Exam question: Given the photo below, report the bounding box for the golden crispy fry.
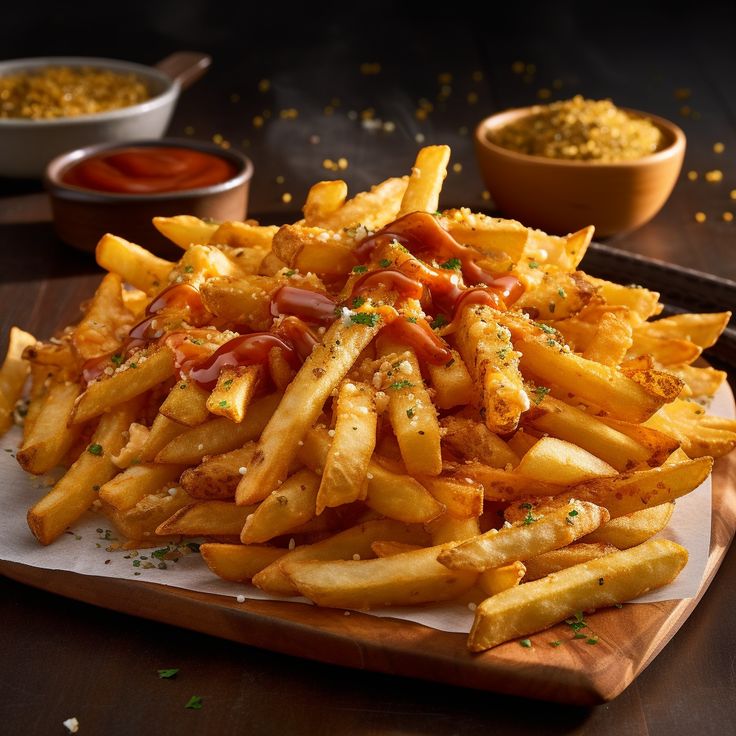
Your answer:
[582,503,674,549]
[317,381,376,514]
[438,501,609,572]
[478,561,526,597]
[419,476,484,520]
[398,145,450,216]
[425,349,474,409]
[155,393,280,464]
[98,462,187,511]
[153,215,219,249]
[629,333,702,366]
[138,413,187,462]
[208,221,278,250]
[524,226,594,272]
[588,277,662,321]
[468,539,688,651]
[370,541,423,557]
[236,317,383,505]
[457,462,563,501]
[200,543,286,583]
[523,542,618,581]
[157,500,258,536]
[284,541,477,609]
[271,224,358,276]
[206,366,262,423]
[72,347,176,424]
[441,415,519,468]
[667,363,726,398]
[443,208,528,263]
[0,327,36,434]
[17,381,82,474]
[178,444,257,500]
[96,233,173,294]
[200,275,275,331]
[426,515,481,545]
[104,487,192,542]
[635,312,730,348]
[515,268,595,321]
[516,437,617,485]
[303,180,348,225]
[27,398,141,545]
[582,312,633,367]
[159,380,211,426]
[455,305,527,434]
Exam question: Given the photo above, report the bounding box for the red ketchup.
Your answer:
[61,146,236,194]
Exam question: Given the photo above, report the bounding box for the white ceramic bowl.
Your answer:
[0,56,184,178]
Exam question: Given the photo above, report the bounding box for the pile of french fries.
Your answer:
[3,144,735,653]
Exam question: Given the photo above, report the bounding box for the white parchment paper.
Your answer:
[0,385,731,633]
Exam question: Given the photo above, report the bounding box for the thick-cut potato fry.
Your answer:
[17,381,82,474]
[200,543,286,583]
[208,221,278,251]
[96,233,173,294]
[0,326,36,434]
[515,269,595,321]
[441,415,519,468]
[525,394,653,471]
[443,208,528,263]
[241,469,320,543]
[156,392,280,464]
[317,381,376,514]
[425,349,474,409]
[468,539,688,651]
[157,500,258,536]
[427,515,481,545]
[588,277,662,321]
[104,487,192,541]
[179,444,256,500]
[378,340,441,476]
[478,561,526,597]
[523,542,618,581]
[73,273,133,359]
[72,347,176,424]
[644,399,736,458]
[438,501,609,572]
[419,476,484,519]
[668,363,726,398]
[253,519,430,595]
[371,541,423,557]
[271,224,358,276]
[303,180,348,225]
[284,541,477,609]
[582,503,675,549]
[457,462,563,501]
[236,317,382,505]
[159,380,211,426]
[628,333,702,366]
[635,312,730,348]
[98,462,186,511]
[516,437,617,485]
[582,312,633,367]
[299,427,443,524]
[594,417,680,467]
[153,215,219,249]
[138,413,187,462]
[200,275,275,331]
[455,305,527,434]
[205,365,262,423]
[523,226,594,272]
[398,145,450,216]
[27,398,141,545]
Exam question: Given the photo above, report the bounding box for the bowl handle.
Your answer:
[155,52,212,91]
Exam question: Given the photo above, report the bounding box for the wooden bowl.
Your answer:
[474,107,686,237]
[45,138,253,259]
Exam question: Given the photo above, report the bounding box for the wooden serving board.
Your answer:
[2,449,735,706]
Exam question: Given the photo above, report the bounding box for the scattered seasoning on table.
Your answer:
[185,696,203,710]
[520,639,532,648]
[158,668,180,679]
[694,212,707,223]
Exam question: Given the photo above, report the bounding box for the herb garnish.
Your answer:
[439,257,462,270]
[158,668,180,679]
[389,380,413,391]
[350,312,379,327]
[185,696,203,710]
[87,443,103,456]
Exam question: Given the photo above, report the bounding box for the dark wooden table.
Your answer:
[2,4,735,734]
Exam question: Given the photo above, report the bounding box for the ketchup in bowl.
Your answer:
[61,145,237,194]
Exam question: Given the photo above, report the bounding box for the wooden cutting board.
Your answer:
[3,449,734,706]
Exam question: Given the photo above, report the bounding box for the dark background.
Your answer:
[2,3,735,735]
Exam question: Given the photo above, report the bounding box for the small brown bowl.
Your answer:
[474,107,686,237]
[45,138,253,259]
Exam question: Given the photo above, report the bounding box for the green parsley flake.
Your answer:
[528,260,540,269]
[586,637,599,645]
[183,265,194,273]
[284,269,296,277]
[389,380,414,391]
[558,288,567,298]
[531,385,550,405]
[152,547,170,560]
[406,316,418,324]
[218,400,229,408]
[406,407,415,419]
[129,362,138,369]
[222,379,233,389]
[185,696,203,710]
[111,353,123,367]
[158,668,180,679]
[519,639,532,648]
[430,314,448,329]
[537,323,556,334]
[350,312,379,327]
[439,257,462,270]
[352,265,368,273]
[87,443,103,456]
[352,295,367,308]
[523,511,537,525]
[550,640,562,648]
[568,509,579,518]
[378,258,392,268]
[497,348,508,360]
[189,338,203,345]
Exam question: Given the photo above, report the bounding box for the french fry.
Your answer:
[205,366,262,423]
[478,561,526,597]
[17,381,82,474]
[236,317,382,505]
[582,312,633,367]
[457,462,563,501]
[138,413,187,462]
[587,277,662,320]
[96,233,173,294]
[427,515,481,545]
[72,347,176,424]
[443,208,528,263]
[303,180,348,225]
[200,275,276,331]
[27,398,141,545]
[157,500,258,537]
[441,415,519,468]
[0,326,36,434]
[155,392,281,464]
[104,487,192,542]
[582,503,675,549]
[271,224,358,276]
[398,145,450,216]
[371,541,423,557]
[425,349,474,409]
[316,381,376,514]
[438,501,609,572]
[635,312,730,348]
[284,541,478,609]
[241,469,320,543]
[419,476,484,519]
[468,539,688,651]
[178,444,257,500]
[153,215,219,249]
[159,380,211,426]
[516,437,617,485]
[208,221,278,251]
[99,462,187,511]
[200,543,286,583]
[522,542,618,581]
